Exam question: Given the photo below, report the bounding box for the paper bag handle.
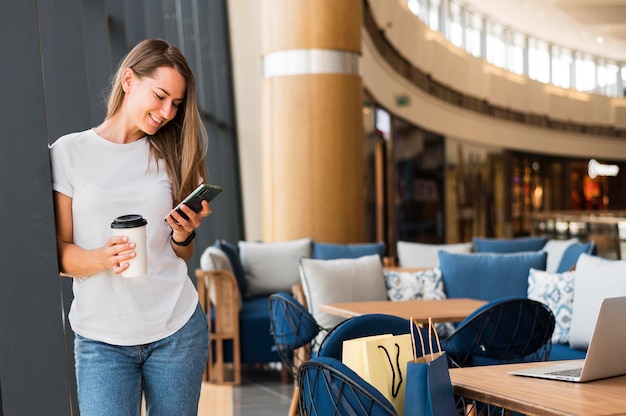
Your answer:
[409,316,427,360]
[428,317,444,358]
[409,316,443,360]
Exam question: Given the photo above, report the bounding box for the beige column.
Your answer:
[261,0,365,243]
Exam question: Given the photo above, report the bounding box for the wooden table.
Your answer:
[449,361,626,415]
[319,298,486,324]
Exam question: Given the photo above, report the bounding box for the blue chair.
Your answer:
[441,297,555,368]
[317,313,436,361]
[268,292,325,416]
[298,356,398,416]
[441,297,555,416]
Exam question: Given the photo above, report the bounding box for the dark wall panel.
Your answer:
[38,0,92,138]
[82,0,114,123]
[105,0,129,61]
[1,1,242,412]
[0,1,73,415]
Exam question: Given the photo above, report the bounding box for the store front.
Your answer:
[508,153,626,232]
[364,100,626,260]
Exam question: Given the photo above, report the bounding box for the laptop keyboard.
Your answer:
[547,368,582,378]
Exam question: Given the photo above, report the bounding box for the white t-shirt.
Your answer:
[50,128,198,346]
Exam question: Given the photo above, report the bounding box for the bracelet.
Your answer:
[171,230,196,246]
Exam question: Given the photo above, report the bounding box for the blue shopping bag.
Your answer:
[404,318,457,416]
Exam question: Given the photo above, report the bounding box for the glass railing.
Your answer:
[405,0,624,97]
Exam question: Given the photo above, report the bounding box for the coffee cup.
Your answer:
[111,214,148,277]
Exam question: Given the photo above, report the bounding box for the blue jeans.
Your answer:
[74,304,209,416]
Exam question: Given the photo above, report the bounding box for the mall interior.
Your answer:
[3,0,626,414]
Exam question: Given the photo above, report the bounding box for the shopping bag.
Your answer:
[404,317,457,416]
[342,334,392,376]
[343,333,414,415]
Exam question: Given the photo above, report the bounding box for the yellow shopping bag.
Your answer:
[342,333,414,415]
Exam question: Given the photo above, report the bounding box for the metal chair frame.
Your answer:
[442,297,555,368]
[317,313,436,361]
[298,357,398,416]
[269,292,326,416]
[442,297,555,416]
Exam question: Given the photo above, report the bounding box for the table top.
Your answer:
[449,361,626,416]
[319,298,486,324]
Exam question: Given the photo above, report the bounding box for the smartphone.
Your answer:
[168,184,223,221]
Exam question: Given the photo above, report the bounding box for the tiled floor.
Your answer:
[234,366,294,416]
[198,365,294,416]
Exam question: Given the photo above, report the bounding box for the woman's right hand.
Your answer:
[55,191,140,278]
[102,235,136,275]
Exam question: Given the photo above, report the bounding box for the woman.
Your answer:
[50,39,210,415]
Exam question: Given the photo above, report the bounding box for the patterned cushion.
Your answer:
[527,268,575,344]
[383,268,454,337]
[384,268,446,301]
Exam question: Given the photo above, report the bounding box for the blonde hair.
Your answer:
[106,38,208,204]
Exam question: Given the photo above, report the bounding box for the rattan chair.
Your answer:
[195,269,241,384]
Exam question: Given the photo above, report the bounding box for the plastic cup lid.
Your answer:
[111,214,147,228]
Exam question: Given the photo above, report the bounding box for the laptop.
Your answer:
[509,296,626,382]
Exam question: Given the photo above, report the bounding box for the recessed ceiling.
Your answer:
[460,0,626,61]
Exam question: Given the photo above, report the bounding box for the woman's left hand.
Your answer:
[165,200,211,250]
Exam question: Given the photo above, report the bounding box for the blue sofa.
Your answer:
[438,237,596,360]
[198,239,387,372]
[199,234,594,384]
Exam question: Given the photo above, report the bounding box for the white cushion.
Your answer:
[383,267,454,336]
[542,238,578,273]
[397,241,472,268]
[239,238,312,297]
[527,268,575,344]
[569,254,626,350]
[199,246,242,310]
[299,254,388,334]
[200,246,233,273]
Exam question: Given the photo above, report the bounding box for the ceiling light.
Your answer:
[596,37,604,45]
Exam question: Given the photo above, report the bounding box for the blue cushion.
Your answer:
[312,242,385,260]
[214,239,247,297]
[473,235,548,253]
[239,296,278,363]
[548,343,587,361]
[207,296,279,363]
[438,251,547,301]
[556,241,595,273]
